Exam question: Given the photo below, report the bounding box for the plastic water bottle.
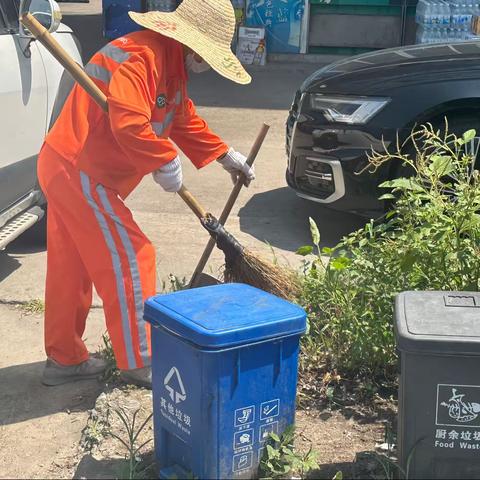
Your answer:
[426,25,433,42]
[416,0,425,23]
[461,3,471,25]
[442,1,451,26]
[416,24,423,43]
[430,0,437,24]
[431,0,440,26]
[450,2,459,26]
[465,3,472,24]
[424,0,433,24]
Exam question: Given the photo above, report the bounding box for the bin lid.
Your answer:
[144,283,307,349]
[395,291,480,355]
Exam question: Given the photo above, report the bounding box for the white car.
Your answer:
[0,0,82,249]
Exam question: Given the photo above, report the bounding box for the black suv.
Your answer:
[286,41,480,218]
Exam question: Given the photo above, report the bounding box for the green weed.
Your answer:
[98,333,119,382]
[161,274,188,292]
[81,404,111,451]
[109,406,154,480]
[259,425,319,479]
[21,299,45,315]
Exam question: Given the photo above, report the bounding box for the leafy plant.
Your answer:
[299,124,480,378]
[98,332,119,382]
[108,406,154,480]
[162,274,188,292]
[259,425,319,479]
[81,406,111,451]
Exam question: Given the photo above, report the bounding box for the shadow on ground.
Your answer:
[74,452,386,480]
[0,219,46,281]
[0,361,103,426]
[5,216,47,255]
[74,451,156,479]
[309,451,388,480]
[238,187,367,253]
[187,62,320,110]
[74,455,126,480]
[0,252,21,283]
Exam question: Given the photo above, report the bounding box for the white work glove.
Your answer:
[152,156,183,193]
[217,148,255,187]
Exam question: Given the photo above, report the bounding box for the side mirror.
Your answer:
[19,0,62,36]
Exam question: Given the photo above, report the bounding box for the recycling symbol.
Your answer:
[164,366,187,404]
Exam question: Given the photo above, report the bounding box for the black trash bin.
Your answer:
[395,291,480,480]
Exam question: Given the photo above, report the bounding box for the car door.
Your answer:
[0,0,47,216]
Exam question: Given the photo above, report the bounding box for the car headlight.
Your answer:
[309,94,390,125]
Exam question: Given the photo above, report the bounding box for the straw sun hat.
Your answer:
[129,0,251,85]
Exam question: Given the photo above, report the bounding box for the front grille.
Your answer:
[295,157,336,199]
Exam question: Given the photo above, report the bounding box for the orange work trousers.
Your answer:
[37,144,153,370]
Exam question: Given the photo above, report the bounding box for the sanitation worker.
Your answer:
[37,0,254,388]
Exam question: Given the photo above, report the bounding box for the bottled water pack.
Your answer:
[415,0,480,43]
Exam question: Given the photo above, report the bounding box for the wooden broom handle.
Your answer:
[177,185,208,220]
[20,12,211,222]
[189,123,270,287]
[217,124,269,225]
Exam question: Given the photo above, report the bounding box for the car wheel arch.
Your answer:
[388,99,480,180]
[401,98,480,138]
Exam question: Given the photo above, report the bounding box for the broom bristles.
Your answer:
[224,249,300,300]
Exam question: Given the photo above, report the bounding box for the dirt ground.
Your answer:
[44,387,396,480]
[0,301,397,480]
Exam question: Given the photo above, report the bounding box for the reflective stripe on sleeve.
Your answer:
[85,63,112,84]
[100,44,131,63]
[85,44,131,85]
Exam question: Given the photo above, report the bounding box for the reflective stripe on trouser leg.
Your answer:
[79,172,137,369]
[96,185,150,366]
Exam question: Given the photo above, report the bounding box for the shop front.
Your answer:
[101,0,419,60]
[235,0,418,57]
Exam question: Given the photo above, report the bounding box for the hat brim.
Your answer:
[129,11,251,85]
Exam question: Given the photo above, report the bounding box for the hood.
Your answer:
[302,41,480,94]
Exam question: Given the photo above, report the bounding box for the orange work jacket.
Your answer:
[45,30,229,199]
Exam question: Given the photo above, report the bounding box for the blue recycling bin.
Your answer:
[144,283,307,479]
